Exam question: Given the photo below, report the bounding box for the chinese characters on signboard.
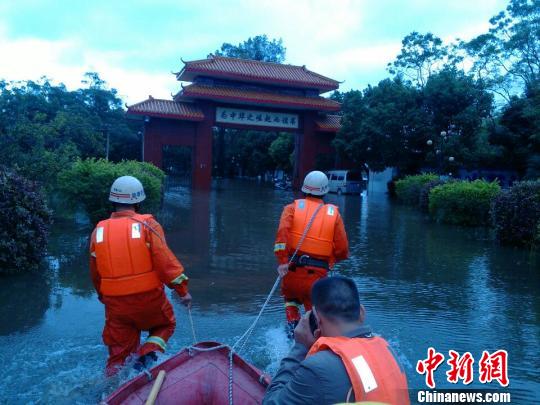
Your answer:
[216,107,299,129]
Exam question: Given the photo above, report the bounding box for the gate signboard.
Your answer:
[216,107,299,129]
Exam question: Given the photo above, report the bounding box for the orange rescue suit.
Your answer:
[308,336,410,404]
[89,210,189,376]
[93,213,161,296]
[275,196,349,322]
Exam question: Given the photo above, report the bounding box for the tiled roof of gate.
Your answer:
[315,114,342,132]
[177,84,340,111]
[176,55,340,93]
[127,97,204,121]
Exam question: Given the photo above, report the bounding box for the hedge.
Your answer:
[395,173,439,205]
[58,159,165,224]
[491,180,540,248]
[429,180,501,226]
[0,167,52,274]
[419,178,448,212]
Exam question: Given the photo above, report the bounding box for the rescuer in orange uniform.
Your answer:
[89,176,192,376]
[274,171,349,338]
[264,276,410,404]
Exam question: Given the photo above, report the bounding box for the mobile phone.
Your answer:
[309,311,318,335]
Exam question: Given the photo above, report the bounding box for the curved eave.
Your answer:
[180,88,340,112]
[127,109,204,122]
[177,69,338,93]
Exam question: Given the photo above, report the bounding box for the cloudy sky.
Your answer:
[0,0,508,104]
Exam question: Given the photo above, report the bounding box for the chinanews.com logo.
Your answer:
[414,347,512,403]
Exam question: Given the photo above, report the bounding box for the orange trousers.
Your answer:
[102,288,176,376]
[281,267,327,322]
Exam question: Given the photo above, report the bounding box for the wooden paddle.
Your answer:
[145,370,166,405]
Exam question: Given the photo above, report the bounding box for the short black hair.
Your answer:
[312,276,361,322]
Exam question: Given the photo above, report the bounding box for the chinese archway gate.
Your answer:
[127,55,342,189]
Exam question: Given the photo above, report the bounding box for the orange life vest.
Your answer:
[289,198,338,260]
[93,213,161,296]
[308,336,410,405]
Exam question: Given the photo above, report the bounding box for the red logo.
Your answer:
[417,348,509,388]
[446,350,474,385]
[479,350,509,387]
[416,347,445,389]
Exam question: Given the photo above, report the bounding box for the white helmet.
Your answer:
[109,176,146,204]
[301,171,329,196]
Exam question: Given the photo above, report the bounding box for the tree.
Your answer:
[335,78,431,172]
[269,133,294,172]
[387,32,450,87]
[423,68,494,170]
[0,75,140,190]
[464,0,540,100]
[214,34,286,63]
[488,83,540,177]
[335,70,495,174]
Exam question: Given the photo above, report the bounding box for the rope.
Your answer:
[185,202,325,405]
[187,308,197,344]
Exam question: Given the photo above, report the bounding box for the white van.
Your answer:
[327,170,365,195]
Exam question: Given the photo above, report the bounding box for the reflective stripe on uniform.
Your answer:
[96,227,104,243]
[170,273,188,285]
[274,243,286,252]
[90,252,96,258]
[146,335,167,351]
[131,223,141,239]
[285,301,301,308]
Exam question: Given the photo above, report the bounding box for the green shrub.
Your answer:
[491,181,540,248]
[419,178,449,212]
[395,173,438,205]
[0,167,52,274]
[429,180,501,226]
[58,159,165,223]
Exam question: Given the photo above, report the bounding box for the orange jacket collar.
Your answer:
[111,209,137,218]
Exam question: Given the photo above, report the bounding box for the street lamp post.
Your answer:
[427,127,458,176]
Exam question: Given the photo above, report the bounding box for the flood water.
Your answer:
[0,179,539,404]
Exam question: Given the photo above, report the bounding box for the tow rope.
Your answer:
[184,202,325,405]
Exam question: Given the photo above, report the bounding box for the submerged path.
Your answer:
[0,179,538,403]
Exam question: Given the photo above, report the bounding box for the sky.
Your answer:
[0,0,509,104]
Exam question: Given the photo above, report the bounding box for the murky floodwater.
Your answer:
[0,179,539,404]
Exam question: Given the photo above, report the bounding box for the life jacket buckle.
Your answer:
[298,254,310,266]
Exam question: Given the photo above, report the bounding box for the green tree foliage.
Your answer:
[336,69,495,173]
[0,75,140,191]
[215,130,279,177]
[423,68,494,169]
[488,83,540,177]
[214,34,286,63]
[465,0,540,100]
[335,78,431,172]
[268,133,294,172]
[387,32,451,87]
[58,159,165,224]
[0,167,52,275]
[429,180,501,226]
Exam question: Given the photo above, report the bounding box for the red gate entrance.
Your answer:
[127,55,341,189]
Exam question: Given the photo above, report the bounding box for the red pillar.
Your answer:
[192,103,214,190]
[293,111,318,189]
[143,119,163,168]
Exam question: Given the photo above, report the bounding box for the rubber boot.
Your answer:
[134,351,158,371]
